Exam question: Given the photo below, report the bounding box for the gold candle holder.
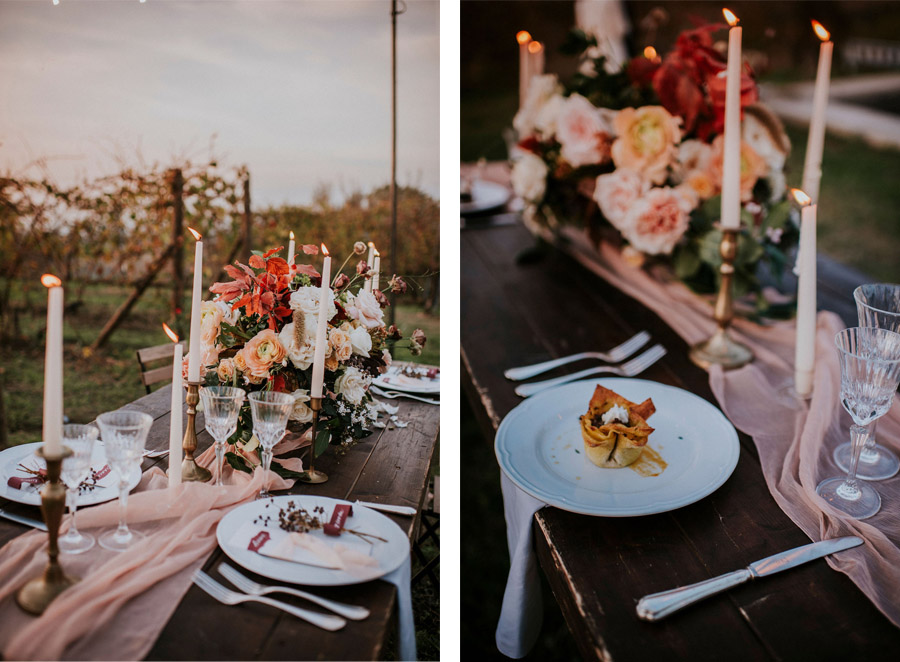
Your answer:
[182,381,211,482]
[16,446,79,615]
[299,397,328,484]
[689,227,754,370]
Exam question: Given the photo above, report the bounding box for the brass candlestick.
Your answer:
[689,227,754,370]
[182,381,211,482]
[16,446,78,615]
[300,397,328,484]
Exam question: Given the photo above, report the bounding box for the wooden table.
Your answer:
[461,217,900,661]
[0,385,439,661]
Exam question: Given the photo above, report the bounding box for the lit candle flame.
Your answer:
[162,323,179,343]
[811,20,830,42]
[367,241,375,248]
[321,244,329,257]
[289,230,295,240]
[188,227,202,241]
[644,46,658,60]
[516,31,531,45]
[374,249,380,257]
[528,41,543,55]
[41,274,62,288]
[722,8,738,26]
[791,188,812,206]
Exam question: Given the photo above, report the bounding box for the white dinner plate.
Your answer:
[373,363,440,395]
[495,378,740,517]
[0,442,142,507]
[461,180,509,216]
[216,495,409,586]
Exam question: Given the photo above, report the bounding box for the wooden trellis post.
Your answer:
[242,172,252,261]
[170,169,185,338]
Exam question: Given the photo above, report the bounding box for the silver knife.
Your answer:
[0,508,48,532]
[355,500,417,517]
[636,536,863,621]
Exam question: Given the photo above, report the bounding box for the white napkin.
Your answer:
[495,473,547,659]
[381,554,416,661]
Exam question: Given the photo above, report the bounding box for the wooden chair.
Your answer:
[136,341,186,394]
[412,475,439,589]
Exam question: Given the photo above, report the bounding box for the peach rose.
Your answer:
[593,168,648,229]
[241,329,287,379]
[709,136,767,202]
[611,106,681,184]
[233,349,263,384]
[619,187,693,255]
[216,358,235,383]
[346,290,384,329]
[324,354,339,372]
[684,170,717,200]
[556,93,613,168]
[329,328,353,362]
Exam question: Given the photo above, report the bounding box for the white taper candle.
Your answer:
[311,247,332,399]
[287,231,296,267]
[793,191,817,397]
[720,10,742,230]
[802,22,833,205]
[167,334,183,489]
[187,229,203,383]
[41,275,64,457]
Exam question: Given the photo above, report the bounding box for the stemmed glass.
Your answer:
[817,327,900,519]
[97,410,153,551]
[247,391,295,500]
[833,284,900,480]
[59,424,99,554]
[199,386,246,487]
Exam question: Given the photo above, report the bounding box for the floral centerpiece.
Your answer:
[190,242,425,476]
[511,24,798,315]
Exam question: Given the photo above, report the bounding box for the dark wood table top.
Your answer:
[461,217,900,661]
[0,384,439,661]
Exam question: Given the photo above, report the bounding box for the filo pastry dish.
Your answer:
[579,385,656,468]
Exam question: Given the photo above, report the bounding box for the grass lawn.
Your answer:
[0,282,439,447]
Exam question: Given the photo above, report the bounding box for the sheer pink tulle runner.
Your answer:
[553,224,900,629]
[0,434,307,661]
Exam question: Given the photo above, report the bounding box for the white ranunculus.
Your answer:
[278,322,316,371]
[349,325,372,357]
[345,289,383,329]
[289,286,337,320]
[513,74,563,137]
[289,388,313,423]
[334,366,370,405]
[511,153,548,203]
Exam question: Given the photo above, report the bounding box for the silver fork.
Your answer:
[514,344,667,398]
[192,570,346,631]
[504,330,651,381]
[370,386,440,405]
[218,564,370,620]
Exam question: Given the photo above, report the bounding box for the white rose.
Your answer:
[278,322,316,370]
[334,366,370,405]
[288,388,313,423]
[673,140,713,183]
[742,113,787,202]
[593,168,648,229]
[557,93,612,168]
[349,325,372,357]
[511,153,548,203]
[513,74,563,137]
[346,289,383,329]
[289,286,337,320]
[533,94,566,137]
[213,298,239,326]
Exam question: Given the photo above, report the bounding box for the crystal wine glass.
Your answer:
[59,424,99,554]
[97,410,152,551]
[817,327,900,519]
[833,284,900,480]
[199,386,246,487]
[247,391,294,500]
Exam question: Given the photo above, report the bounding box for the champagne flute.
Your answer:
[97,410,152,552]
[247,391,294,500]
[817,327,900,519]
[59,424,99,554]
[833,284,900,479]
[199,386,246,487]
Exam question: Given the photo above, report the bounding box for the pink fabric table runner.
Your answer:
[554,224,900,629]
[0,437,306,660]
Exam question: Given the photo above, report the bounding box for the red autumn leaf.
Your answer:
[270,374,287,392]
[209,282,244,300]
[653,60,706,134]
[223,264,249,281]
[273,306,293,318]
[302,244,319,255]
[295,264,321,279]
[266,256,290,276]
[248,254,266,270]
[627,55,660,87]
[262,245,283,259]
[231,293,251,311]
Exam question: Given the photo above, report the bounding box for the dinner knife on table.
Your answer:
[355,500,417,517]
[0,508,48,532]
[636,536,863,621]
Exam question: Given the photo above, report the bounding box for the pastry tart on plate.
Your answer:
[580,385,656,468]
